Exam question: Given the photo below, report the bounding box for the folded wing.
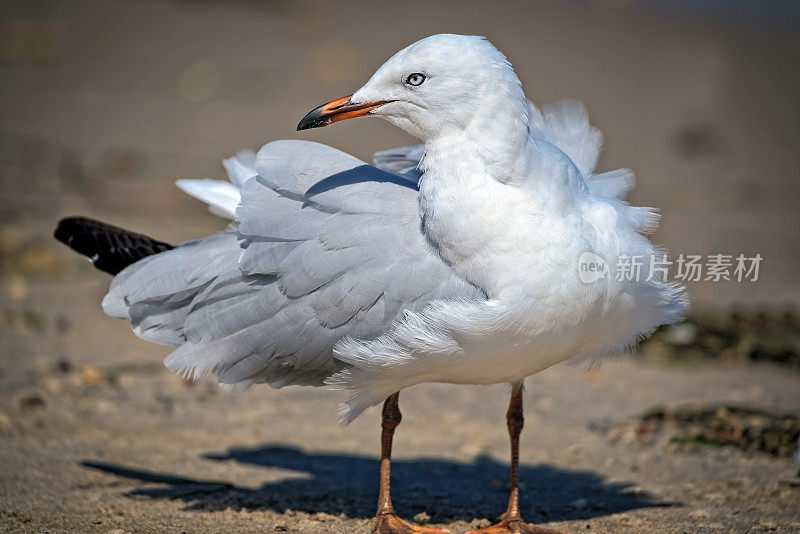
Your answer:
[104,140,483,393]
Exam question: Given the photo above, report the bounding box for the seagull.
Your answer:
[54,34,687,534]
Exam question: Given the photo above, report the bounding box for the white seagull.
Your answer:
[55,34,687,534]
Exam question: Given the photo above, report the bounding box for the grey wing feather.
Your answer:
[372,145,424,183]
[373,144,424,173]
[104,140,483,391]
[102,231,241,346]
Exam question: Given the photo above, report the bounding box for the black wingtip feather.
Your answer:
[54,217,174,275]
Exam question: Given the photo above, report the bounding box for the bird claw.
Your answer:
[467,517,567,534]
[373,512,451,534]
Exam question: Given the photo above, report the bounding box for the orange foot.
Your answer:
[467,517,567,534]
[374,513,451,534]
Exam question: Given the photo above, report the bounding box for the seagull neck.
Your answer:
[420,96,530,184]
[416,102,534,294]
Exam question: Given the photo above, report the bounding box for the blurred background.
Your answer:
[1,1,799,533]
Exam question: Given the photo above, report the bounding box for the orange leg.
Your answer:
[374,392,450,534]
[468,383,567,534]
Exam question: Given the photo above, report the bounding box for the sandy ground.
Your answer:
[1,292,799,533]
[1,1,800,533]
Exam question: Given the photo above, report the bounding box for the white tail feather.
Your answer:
[176,179,241,218]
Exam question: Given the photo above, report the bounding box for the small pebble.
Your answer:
[413,511,430,525]
[471,518,491,529]
[17,393,45,410]
[80,366,107,386]
[56,357,72,373]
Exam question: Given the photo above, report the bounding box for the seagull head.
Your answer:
[297,34,526,142]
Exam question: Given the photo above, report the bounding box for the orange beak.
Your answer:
[296,94,393,131]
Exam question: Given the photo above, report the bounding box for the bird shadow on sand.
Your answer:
[81,446,677,523]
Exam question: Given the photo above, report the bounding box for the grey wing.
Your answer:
[104,140,483,391]
[372,144,424,182]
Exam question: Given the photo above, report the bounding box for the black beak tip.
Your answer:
[296,120,319,132]
[296,108,328,131]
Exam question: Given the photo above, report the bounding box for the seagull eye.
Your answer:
[405,73,426,87]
